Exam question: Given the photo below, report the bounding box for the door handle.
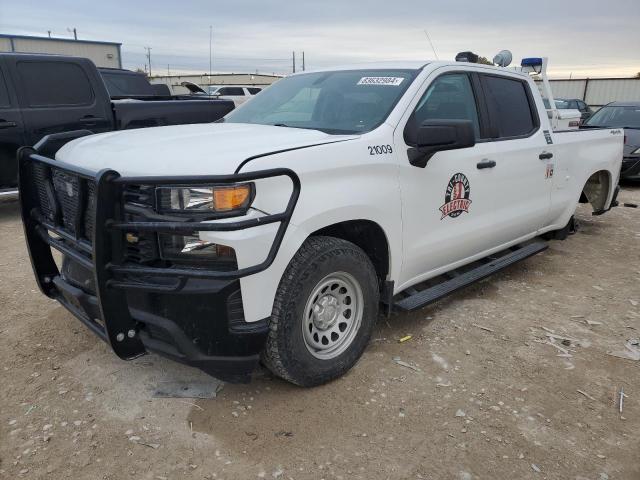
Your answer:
[78,116,103,124]
[477,159,496,169]
[539,152,554,160]
[0,120,17,129]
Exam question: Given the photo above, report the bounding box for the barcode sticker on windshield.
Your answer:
[357,77,404,86]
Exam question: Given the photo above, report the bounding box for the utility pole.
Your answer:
[302,51,305,71]
[167,64,170,76]
[144,47,152,76]
[209,25,213,78]
[292,51,296,73]
[73,28,77,40]
[47,30,51,38]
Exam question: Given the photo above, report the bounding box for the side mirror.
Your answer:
[407,119,476,168]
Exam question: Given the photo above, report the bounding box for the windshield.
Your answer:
[543,98,570,109]
[223,69,419,134]
[586,105,640,128]
[100,71,155,97]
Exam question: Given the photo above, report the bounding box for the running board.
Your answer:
[394,242,548,312]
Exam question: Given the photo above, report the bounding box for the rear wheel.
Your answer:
[262,236,379,386]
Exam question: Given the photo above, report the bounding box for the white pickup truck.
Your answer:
[19,57,622,386]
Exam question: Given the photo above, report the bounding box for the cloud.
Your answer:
[1,0,639,77]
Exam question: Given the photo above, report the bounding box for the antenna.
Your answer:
[424,29,439,60]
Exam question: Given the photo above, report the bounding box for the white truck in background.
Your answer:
[19,55,622,386]
[528,57,582,130]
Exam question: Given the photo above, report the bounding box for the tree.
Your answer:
[636,72,640,78]
[477,56,494,66]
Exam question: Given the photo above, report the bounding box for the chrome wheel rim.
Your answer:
[302,271,363,360]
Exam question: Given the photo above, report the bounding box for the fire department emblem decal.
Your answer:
[439,173,472,220]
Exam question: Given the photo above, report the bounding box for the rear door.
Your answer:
[9,57,113,145]
[0,58,26,189]
[476,72,553,238]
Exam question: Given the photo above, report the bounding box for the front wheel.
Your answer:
[261,236,379,386]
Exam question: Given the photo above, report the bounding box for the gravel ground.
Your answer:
[1,185,639,480]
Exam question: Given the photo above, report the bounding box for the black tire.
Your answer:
[261,236,379,387]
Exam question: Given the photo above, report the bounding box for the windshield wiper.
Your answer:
[271,123,359,135]
[272,123,323,132]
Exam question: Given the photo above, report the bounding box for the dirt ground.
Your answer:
[1,185,639,480]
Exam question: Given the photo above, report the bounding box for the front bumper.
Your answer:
[621,157,640,180]
[18,133,300,383]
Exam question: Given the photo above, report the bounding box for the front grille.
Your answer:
[84,181,97,240]
[123,184,159,264]
[31,163,96,242]
[32,163,55,221]
[124,184,155,207]
[51,169,80,235]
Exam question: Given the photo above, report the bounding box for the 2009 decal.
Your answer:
[368,145,393,155]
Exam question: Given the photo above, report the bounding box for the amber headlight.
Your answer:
[157,183,254,215]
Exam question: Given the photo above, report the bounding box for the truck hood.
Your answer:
[56,123,358,176]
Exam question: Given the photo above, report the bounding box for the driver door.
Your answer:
[394,70,507,288]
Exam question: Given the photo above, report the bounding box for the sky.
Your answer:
[1,0,639,78]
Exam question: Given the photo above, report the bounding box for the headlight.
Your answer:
[159,234,237,265]
[632,147,640,155]
[157,183,254,214]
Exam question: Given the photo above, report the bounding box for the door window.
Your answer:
[412,73,481,138]
[247,87,262,95]
[481,75,538,138]
[17,61,94,107]
[0,69,10,108]
[217,87,245,96]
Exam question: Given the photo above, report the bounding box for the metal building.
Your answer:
[0,34,122,68]
[536,77,640,108]
[150,73,282,95]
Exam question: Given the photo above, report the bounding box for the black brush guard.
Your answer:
[18,132,300,382]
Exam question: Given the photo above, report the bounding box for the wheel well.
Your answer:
[311,220,390,286]
[581,170,611,212]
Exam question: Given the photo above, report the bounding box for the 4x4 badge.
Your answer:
[439,173,471,220]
